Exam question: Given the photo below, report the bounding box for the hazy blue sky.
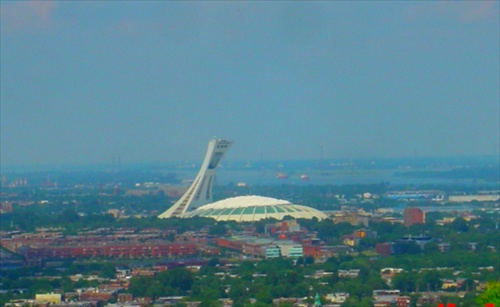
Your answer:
[1,1,499,166]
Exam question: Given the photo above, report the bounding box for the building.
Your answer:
[266,220,301,234]
[20,243,198,261]
[394,296,411,307]
[397,235,432,247]
[302,245,322,258]
[279,243,303,258]
[448,194,500,202]
[216,236,310,259]
[0,202,13,214]
[342,229,377,246]
[338,269,360,278]
[182,195,327,222]
[394,235,433,253]
[332,212,369,227]
[35,293,61,304]
[263,246,281,258]
[158,139,233,218]
[325,293,349,304]
[216,236,274,258]
[437,243,450,253]
[158,139,327,222]
[375,243,393,256]
[403,208,425,227]
[373,290,409,307]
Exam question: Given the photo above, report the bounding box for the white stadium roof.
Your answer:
[181,195,328,222]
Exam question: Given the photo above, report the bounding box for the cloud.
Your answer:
[0,0,56,32]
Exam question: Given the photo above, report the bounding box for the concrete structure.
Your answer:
[159,139,233,218]
[182,195,328,222]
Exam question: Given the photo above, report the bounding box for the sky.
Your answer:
[1,1,499,166]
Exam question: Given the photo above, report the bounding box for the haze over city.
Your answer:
[1,1,499,166]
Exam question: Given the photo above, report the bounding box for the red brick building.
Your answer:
[403,208,425,227]
[395,296,411,307]
[302,245,321,258]
[21,243,197,261]
[375,243,393,256]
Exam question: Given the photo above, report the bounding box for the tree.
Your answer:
[392,272,416,293]
[209,222,227,236]
[342,296,371,307]
[145,281,165,299]
[60,208,80,223]
[156,268,194,293]
[99,263,116,279]
[416,270,442,292]
[198,299,222,307]
[476,281,500,306]
[304,256,315,265]
[285,270,301,285]
[207,257,220,267]
[358,237,376,250]
[128,276,151,297]
[255,288,272,304]
[291,282,309,297]
[449,217,468,233]
[395,241,422,255]
[228,281,248,302]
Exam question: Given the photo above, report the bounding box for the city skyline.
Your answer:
[1,1,499,166]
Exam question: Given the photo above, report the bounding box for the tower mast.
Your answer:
[158,139,233,218]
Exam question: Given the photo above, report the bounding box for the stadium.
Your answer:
[181,195,327,222]
[159,139,328,222]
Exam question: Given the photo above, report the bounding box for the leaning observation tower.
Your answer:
[158,139,233,218]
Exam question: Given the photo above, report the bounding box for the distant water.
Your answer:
[174,168,490,186]
[2,157,497,187]
[391,204,481,213]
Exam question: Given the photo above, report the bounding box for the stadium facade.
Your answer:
[182,195,327,222]
[159,139,327,222]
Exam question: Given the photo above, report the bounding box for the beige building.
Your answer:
[448,194,499,202]
[35,293,61,304]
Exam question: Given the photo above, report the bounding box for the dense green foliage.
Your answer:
[128,268,194,297]
[476,281,500,306]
